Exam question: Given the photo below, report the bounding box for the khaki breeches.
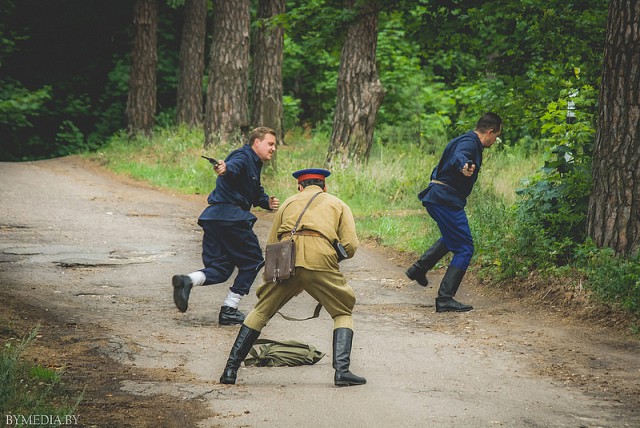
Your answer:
[244,267,356,332]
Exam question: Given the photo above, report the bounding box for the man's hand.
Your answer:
[462,162,475,177]
[214,160,227,176]
[269,196,280,211]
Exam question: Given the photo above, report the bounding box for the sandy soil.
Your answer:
[1,156,638,428]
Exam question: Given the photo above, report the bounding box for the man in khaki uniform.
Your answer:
[219,168,366,387]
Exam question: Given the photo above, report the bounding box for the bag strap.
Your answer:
[277,302,323,321]
[290,191,323,239]
[277,191,324,321]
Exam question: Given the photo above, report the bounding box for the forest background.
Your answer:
[1,0,638,326]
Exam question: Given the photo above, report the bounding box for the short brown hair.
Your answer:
[248,126,276,146]
[475,112,502,133]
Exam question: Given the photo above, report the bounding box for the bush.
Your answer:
[576,242,640,314]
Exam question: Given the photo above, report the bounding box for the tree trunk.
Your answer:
[326,0,385,168]
[587,0,640,257]
[251,0,285,146]
[126,0,158,136]
[204,0,250,147]
[176,0,206,127]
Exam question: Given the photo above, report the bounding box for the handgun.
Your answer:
[201,155,220,167]
[333,239,348,262]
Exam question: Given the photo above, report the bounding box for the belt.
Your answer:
[277,229,325,241]
[430,179,466,200]
[295,230,324,237]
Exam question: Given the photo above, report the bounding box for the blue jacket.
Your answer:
[418,130,484,209]
[198,144,271,222]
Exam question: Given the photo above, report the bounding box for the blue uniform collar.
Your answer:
[244,144,263,165]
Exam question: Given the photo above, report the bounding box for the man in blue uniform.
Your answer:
[172,127,280,325]
[406,113,503,312]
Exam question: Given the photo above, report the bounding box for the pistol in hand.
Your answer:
[201,155,220,167]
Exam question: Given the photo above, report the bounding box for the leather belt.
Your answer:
[295,230,324,237]
[277,229,325,241]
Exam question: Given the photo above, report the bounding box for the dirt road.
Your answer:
[1,157,639,428]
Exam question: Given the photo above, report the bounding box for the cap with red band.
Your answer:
[292,168,331,182]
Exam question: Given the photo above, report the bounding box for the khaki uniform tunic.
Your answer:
[244,185,359,331]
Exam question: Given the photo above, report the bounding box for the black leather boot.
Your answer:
[219,306,246,326]
[405,240,449,286]
[172,275,192,312]
[333,328,366,387]
[435,265,473,312]
[220,325,260,384]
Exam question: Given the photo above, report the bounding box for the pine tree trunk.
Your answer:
[587,0,640,257]
[176,0,206,127]
[251,0,285,146]
[204,0,250,147]
[126,0,158,136]
[326,0,385,168]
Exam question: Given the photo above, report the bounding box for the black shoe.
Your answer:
[405,265,429,287]
[219,306,246,326]
[172,275,192,312]
[435,298,473,312]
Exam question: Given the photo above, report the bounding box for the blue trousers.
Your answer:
[425,203,474,271]
[198,219,264,296]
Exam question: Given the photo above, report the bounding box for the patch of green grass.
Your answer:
[0,325,81,422]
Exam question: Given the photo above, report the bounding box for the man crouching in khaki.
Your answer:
[219,168,366,387]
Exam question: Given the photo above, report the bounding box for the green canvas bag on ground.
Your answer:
[244,338,325,367]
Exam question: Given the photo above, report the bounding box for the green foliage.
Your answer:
[375,12,455,146]
[282,95,303,131]
[1,0,610,162]
[0,325,79,420]
[281,0,348,126]
[400,0,607,144]
[0,80,52,129]
[575,241,640,314]
[492,88,595,277]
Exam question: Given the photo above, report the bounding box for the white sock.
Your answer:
[223,291,243,308]
[188,271,206,287]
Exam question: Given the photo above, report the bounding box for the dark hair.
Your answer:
[299,178,325,188]
[248,126,276,145]
[475,112,502,133]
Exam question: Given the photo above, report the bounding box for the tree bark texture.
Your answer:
[126,0,158,136]
[251,0,285,147]
[176,0,206,127]
[326,0,385,168]
[587,0,640,256]
[204,0,250,146]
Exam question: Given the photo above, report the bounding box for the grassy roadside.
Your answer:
[86,125,541,260]
[0,324,81,426]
